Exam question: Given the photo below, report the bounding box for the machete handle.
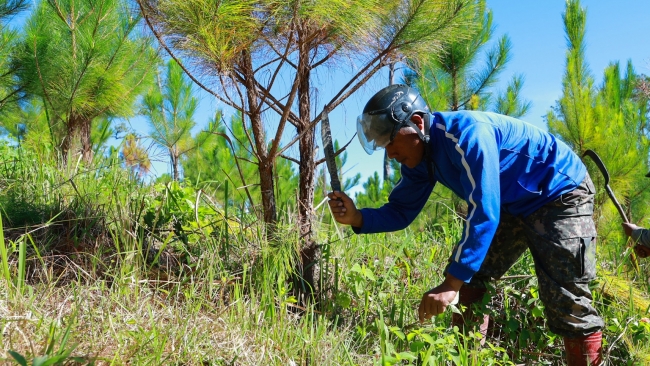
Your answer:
[330,195,343,203]
[605,186,629,223]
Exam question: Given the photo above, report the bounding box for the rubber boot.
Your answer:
[564,331,603,366]
[451,286,490,345]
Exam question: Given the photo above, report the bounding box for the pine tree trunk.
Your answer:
[61,114,93,165]
[383,150,391,182]
[171,149,179,181]
[61,113,82,164]
[240,51,277,230]
[296,25,318,302]
[258,159,277,226]
[80,117,93,164]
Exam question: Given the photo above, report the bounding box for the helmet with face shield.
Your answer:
[357,84,430,154]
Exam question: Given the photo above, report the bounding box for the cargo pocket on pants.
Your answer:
[580,236,596,281]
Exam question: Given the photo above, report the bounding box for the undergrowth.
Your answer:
[1,143,650,365]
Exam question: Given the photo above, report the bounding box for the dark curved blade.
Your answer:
[583,149,610,186]
[583,149,628,223]
[321,106,341,192]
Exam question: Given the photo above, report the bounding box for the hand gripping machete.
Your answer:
[583,149,650,258]
[321,106,341,193]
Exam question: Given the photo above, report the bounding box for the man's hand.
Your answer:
[327,191,363,227]
[418,274,464,323]
[622,222,641,237]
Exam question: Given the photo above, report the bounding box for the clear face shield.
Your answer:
[356,112,399,155]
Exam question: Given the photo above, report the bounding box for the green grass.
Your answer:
[1,144,650,365]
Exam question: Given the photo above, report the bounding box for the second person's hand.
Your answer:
[622,222,641,237]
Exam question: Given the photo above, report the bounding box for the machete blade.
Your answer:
[321,106,342,192]
[583,149,627,222]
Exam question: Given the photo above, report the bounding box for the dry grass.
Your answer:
[1,268,361,365]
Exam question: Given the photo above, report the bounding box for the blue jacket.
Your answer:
[354,111,586,282]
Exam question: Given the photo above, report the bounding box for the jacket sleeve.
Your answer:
[631,227,650,248]
[444,123,501,282]
[353,164,434,234]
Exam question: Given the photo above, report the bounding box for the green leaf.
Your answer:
[421,333,434,344]
[361,267,376,281]
[448,348,461,365]
[40,354,72,366]
[32,356,50,366]
[390,329,405,341]
[409,340,425,353]
[607,325,620,332]
[8,351,28,366]
[396,351,417,361]
[335,292,352,308]
[519,329,531,348]
[506,318,520,332]
[380,354,398,365]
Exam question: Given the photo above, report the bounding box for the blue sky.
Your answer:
[339,0,650,195]
[488,0,650,130]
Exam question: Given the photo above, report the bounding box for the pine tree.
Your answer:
[0,0,28,116]
[121,133,151,178]
[182,111,299,217]
[405,0,530,117]
[361,1,528,228]
[141,60,201,181]
[14,0,157,163]
[494,74,531,117]
[0,0,29,143]
[139,0,481,298]
[546,0,650,233]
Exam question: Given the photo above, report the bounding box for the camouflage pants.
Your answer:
[466,172,604,338]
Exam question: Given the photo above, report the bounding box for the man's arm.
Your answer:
[418,122,501,321]
[328,163,434,233]
[443,123,501,283]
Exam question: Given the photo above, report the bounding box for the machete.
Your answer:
[583,149,650,258]
[583,150,628,222]
[321,105,341,193]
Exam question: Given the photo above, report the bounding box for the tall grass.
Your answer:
[1,142,649,364]
[0,212,10,284]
